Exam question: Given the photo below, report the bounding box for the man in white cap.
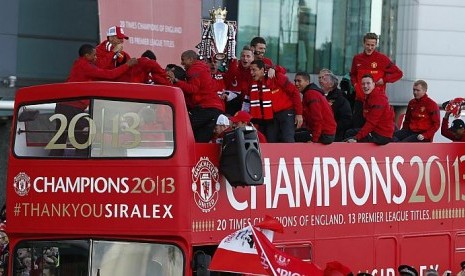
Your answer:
[210,114,231,144]
[96,26,131,69]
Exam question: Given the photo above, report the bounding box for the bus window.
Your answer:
[13,240,88,276]
[13,99,174,158]
[91,240,184,276]
[12,240,184,276]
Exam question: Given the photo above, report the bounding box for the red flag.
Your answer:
[445,97,465,118]
[209,216,281,275]
[324,261,352,276]
[251,225,323,276]
[255,215,284,233]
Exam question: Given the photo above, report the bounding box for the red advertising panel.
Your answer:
[98,0,201,66]
[191,143,465,273]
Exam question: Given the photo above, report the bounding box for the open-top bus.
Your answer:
[5,82,465,275]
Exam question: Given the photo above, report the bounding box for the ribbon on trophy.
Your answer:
[197,7,237,64]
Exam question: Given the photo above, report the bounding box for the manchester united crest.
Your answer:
[275,254,290,267]
[192,157,220,213]
[14,172,31,196]
[371,62,378,69]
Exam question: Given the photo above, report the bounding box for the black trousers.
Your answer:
[345,128,391,145]
[189,107,222,142]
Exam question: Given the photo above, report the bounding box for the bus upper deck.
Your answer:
[5,82,465,276]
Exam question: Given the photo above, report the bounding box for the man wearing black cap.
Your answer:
[398,265,418,276]
[441,111,465,142]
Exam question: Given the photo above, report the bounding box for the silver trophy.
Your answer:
[197,7,237,62]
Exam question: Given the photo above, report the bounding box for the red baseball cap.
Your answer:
[231,111,251,123]
[107,26,129,40]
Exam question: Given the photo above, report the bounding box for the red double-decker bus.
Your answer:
[5,82,465,276]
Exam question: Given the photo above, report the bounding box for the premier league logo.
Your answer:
[14,172,31,196]
[192,157,220,213]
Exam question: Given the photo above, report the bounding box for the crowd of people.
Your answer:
[61,26,465,145]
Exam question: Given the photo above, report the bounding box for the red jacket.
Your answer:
[355,87,395,140]
[231,62,253,96]
[128,57,171,85]
[95,40,131,69]
[222,59,242,92]
[402,94,440,140]
[441,117,465,142]
[65,57,130,110]
[211,73,226,111]
[67,57,130,82]
[350,51,403,101]
[174,60,224,111]
[302,85,337,142]
[262,57,287,75]
[246,73,302,117]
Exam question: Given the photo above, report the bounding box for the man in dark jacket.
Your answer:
[295,72,336,144]
[167,50,225,142]
[318,70,352,141]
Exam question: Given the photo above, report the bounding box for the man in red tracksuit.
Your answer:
[295,72,336,144]
[350,32,403,128]
[51,44,137,156]
[96,26,131,70]
[246,59,303,143]
[166,50,225,142]
[67,44,137,83]
[345,74,394,145]
[394,80,440,142]
[130,50,171,85]
[250,36,286,78]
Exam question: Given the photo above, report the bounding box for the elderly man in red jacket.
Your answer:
[394,80,440,142]
[166,50,225,142]
[345,74,394,145]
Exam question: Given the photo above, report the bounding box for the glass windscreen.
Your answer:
[12,239,184,276]
[14,99,174,158]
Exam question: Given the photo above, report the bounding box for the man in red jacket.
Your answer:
[129,50,171,85]
[166,50,225,142]
[345,74,394,145]
[246,59,303,142]
[67,44,137,83]
[441,112,465,142]
[295,72,336,144]
[51,44,137,156]
[250,37,286,78]
[393,80,439,142]
[350,32,403,128]
[96,26,131,70]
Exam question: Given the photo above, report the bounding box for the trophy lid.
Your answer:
[209,7,227,21]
